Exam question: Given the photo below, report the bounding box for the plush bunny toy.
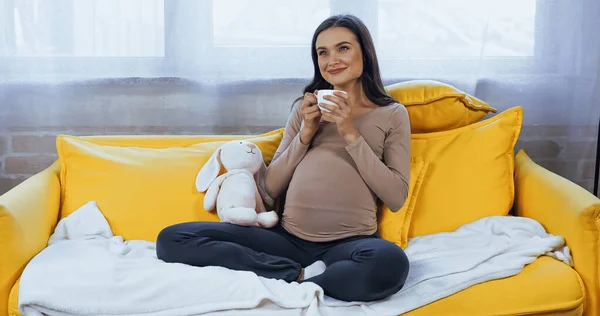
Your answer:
[195,140,279,228]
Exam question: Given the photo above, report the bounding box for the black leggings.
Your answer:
[156,222,409,302]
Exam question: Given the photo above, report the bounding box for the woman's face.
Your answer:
[315,27,364,87]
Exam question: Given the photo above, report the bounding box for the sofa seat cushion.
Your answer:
[9,257,584,315]
[404,257,585,316]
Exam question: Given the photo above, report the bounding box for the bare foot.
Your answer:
[298,268,304,281]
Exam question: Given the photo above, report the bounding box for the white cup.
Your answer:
[316,90,347,112]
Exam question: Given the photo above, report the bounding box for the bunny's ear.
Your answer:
[254,160,274,210]
[196,146,223,192]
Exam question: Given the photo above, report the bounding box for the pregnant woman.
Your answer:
[156,14,411,302]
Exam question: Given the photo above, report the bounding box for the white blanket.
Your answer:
[19,201,573,316]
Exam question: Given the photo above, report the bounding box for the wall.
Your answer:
[0,78,598,197]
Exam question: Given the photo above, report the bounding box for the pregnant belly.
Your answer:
[282,148,378,240]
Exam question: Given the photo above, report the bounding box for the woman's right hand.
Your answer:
[299,90,321,145]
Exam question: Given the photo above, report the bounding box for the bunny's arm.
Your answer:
[204,173,229,211]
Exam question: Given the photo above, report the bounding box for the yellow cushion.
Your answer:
[408,106,523,238]
[8,257,584,316]
[378,157,429,249]
[386,80,497,133]
[56,130,284,242]
[404,256,584,316]
[78,128,285,148]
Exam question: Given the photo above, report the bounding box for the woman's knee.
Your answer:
[368,241,410,289]
[156,222,214,262]
[155,223,187,262]
[156,222,227,264]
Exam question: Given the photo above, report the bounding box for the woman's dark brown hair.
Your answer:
[294,14,396,107]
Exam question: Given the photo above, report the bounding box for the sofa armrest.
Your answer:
[0,161,61,315]
[514,150,600,316]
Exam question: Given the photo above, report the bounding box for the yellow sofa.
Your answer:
[1,81,599,316]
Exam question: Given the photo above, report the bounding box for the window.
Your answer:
[377,0,536,59]
[0,0,547,81]
[5,0,164,57]
[212,0,329,47]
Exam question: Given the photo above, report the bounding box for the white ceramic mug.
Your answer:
[316,90,347,112]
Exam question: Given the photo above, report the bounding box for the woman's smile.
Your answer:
[328,67,347,75]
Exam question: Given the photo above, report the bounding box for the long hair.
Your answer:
[294,14,396,107]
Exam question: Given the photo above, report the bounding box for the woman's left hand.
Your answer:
[320,92,361,144]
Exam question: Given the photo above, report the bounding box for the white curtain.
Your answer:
[0,0,599,193]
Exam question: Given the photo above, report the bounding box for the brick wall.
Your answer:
[0,78,598,197]
[515,125,598,192]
